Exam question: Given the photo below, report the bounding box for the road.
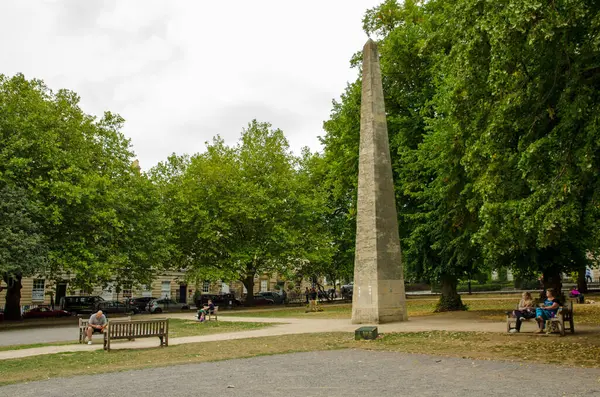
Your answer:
[0,312,194,346]
[1,350,600,396]
[0,325,75,346]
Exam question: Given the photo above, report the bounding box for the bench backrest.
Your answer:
[107,318,168,339]
[79,316,131,328]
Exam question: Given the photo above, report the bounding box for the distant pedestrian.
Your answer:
[85,310,107,345]
[281,289,287,304]
[309,288,318,312]
[586,268,593,283]
[304,287,310,305]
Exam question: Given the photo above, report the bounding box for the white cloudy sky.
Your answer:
[1,0,382,169]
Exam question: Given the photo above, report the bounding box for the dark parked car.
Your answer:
[127,297,157,312]
[341,283,353,299]
[195,293,241,308]
[257,291,284,304]
[97,300,139,315]
[60,296,105,314]
[22,306,71,319]
[146,298,189,313]
[250,295,275,306]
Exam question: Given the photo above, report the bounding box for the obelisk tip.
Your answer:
[364,38,377,50]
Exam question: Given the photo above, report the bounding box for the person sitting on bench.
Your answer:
[197,300,215,322]
[509,291,536,333]
[535,289,560,334]
[85,310,107,345]
[569,287,584,304]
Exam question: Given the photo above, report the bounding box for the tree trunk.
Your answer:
[577,267,588,293]
[3,274,23,321]
[543,269,563,303]
[242,274,255,306]
[435,275,466,312]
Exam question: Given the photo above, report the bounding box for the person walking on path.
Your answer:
[586,267,593,283]
[85,310,107,345]
[308,287,318,312]
[304,287,310,305]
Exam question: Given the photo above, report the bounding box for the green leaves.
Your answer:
[0,74,172,294]
[322,0,600,298]
[153,120,333,294]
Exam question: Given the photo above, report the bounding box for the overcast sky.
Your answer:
[1,0,381,169]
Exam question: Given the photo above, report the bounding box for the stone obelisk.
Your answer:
[351,39,407,324]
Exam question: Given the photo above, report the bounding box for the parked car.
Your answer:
[341,283,353,299]
[97,300,139,315]
[250,295,275,306]
[257,291,284,304]
[127,297,157,312]
[195,293,241,308]
[146,298,190,313]
[22,306,71,319]
[60,296,105,314]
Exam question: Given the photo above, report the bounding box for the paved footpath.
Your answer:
[3,312,598,361]
[0,314,509,360]
[2,350,600,397]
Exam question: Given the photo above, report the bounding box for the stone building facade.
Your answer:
[0,271,311,310]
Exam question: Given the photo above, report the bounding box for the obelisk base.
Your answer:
[351,279,408,324]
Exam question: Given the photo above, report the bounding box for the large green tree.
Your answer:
[0,74,171,319]
[154,120,330,305]
[0,182,47,320]
[322,0,600,309]
[435,0,600,295]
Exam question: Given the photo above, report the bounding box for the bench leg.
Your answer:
[557,320,565,336]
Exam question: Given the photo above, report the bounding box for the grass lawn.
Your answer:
[224,294,600,325]
[167,318,272,338]
[0,320,272,352]
[2,330,600,386]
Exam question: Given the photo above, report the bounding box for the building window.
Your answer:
[161,281,171,299]
[202,281,210,293]
[122,284,132,298]
[260,280,268,292]
[142,284,152,298]
[32,279,45,301]
[221,282,230,293]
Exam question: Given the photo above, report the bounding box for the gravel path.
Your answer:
[2,350,600,397]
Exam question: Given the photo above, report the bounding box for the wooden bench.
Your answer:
[206,306,218,321]
[506,301,574,336]
[78,316,131,343]
[546,301,574,336]
[104,318,169,351]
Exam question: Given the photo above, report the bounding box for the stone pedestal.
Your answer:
[351,39,407,324]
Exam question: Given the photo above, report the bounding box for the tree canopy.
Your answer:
[0,74,171,319]
[151,120,334,303]
[321,0,600,308]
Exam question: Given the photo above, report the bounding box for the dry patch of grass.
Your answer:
[0,333,353,386]
[3,330,600,386]
[369,330,600,367]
